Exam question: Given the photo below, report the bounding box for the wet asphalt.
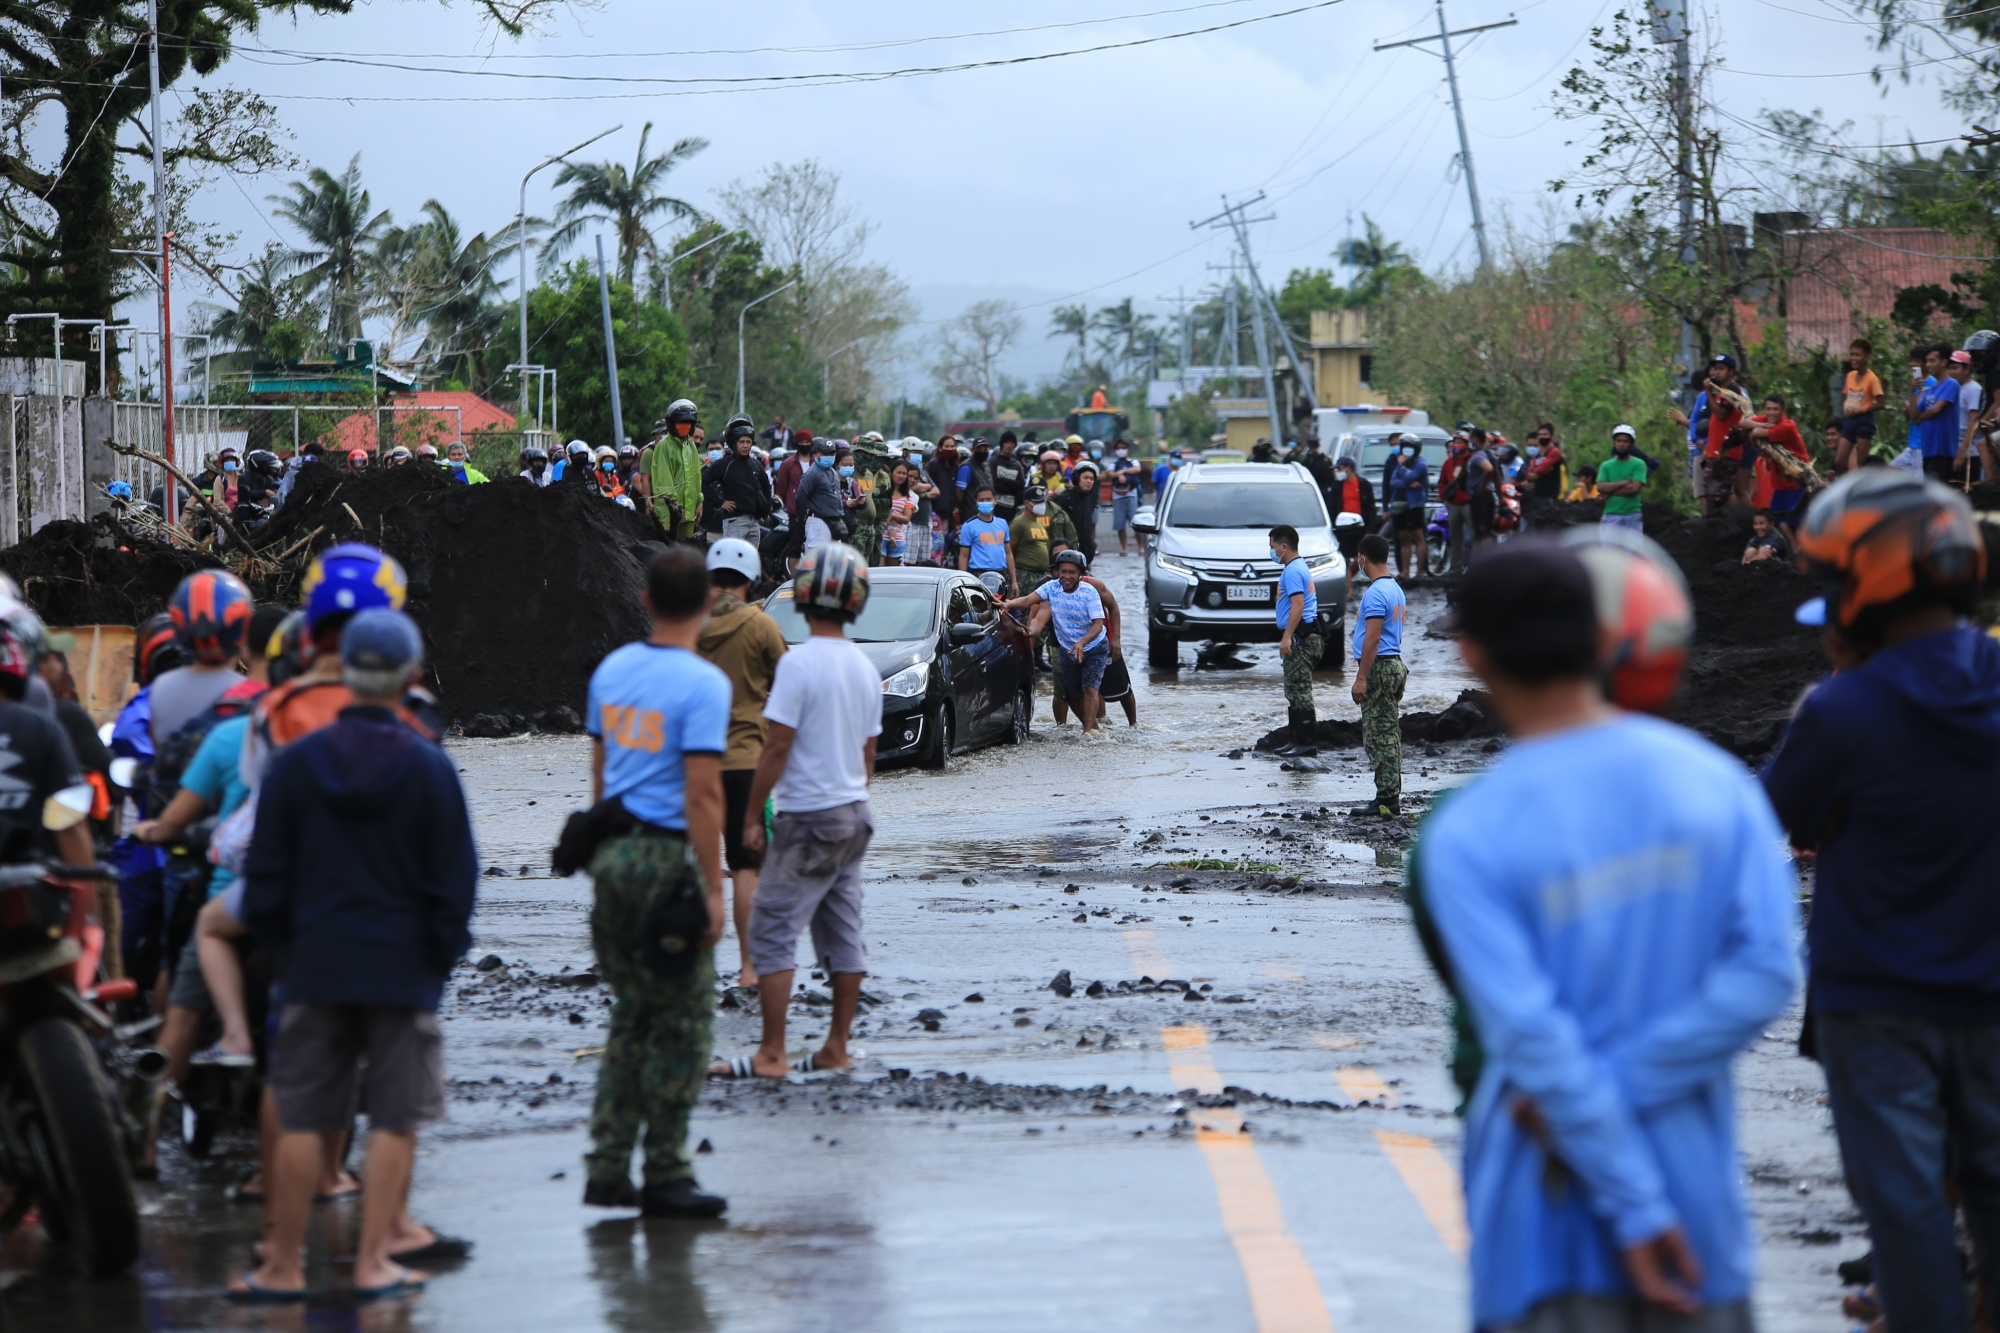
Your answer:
[2,541,1856,1332]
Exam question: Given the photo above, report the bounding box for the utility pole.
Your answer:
[1374,3,1517,272]
[148,0,177,524]
[594,235,625,452]
[1194,195,1320,449]
[1653,0,1697,390]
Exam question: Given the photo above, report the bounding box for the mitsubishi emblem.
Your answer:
[1239,564,1257,580]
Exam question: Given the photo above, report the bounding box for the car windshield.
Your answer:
[767,584,936,645]
[1360,437,1448,472]
[1164,482,1326,529]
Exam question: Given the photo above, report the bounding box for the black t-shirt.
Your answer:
[989,454,1030,514]
[0,700,84,856]
[1745,531,1792,560]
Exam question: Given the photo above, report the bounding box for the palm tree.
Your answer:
[1335,214,1415,305]
[1050,303,1090,373]
[194,244,318,368]
[1091,297,1156,379]
[408,202,513,384]
[271,154,391,347]
[541,123,708,285]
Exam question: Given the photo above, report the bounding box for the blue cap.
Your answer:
[1793,597,1826,627]
[339,608,423,672]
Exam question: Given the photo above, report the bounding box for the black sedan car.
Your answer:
[763,567,1034,768]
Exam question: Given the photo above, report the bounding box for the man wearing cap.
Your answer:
[1701,353,1756,512]
[1418,541,1795,1333]
[236,608,478,1302]
[1598,426,1649,533]
[999,549,1109,733]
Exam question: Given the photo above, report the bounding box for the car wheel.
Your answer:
[1003,688,1031,745]
[1147,625,1179,670]
[918,703,952,770]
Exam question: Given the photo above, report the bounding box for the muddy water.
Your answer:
[0,543,1852,1332]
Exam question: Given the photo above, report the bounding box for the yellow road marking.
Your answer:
[1374,1131,1469,1261]
[1263,963,1307,981]
[1124,928,1173,980]
[1311,1031,1360,1051]
[1132,931,1333,1333]
[1333,1068,1396,1107]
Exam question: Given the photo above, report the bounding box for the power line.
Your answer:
[151,0,1350,103]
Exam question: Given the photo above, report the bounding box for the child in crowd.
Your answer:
[1742,510,1791,565]
[1838,337,1884,474]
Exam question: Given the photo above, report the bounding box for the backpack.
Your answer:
[149,681,264,801]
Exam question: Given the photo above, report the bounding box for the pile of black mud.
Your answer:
[1255,689,1503,752]
[379,477,660,733]
[0,515,219,625]
[0,466,666,734]
[1486,500,1822,759]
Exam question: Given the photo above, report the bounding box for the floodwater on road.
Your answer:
[1,544,1853,1332]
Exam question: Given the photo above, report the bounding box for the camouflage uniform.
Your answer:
[850,452,893,565]
[1360,656,1409,804]
[1282,632,1323,711]
[584,832,714,1188]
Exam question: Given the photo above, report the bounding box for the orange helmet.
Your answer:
[1559,526,1693,713]
[1794,470,1985,640]
[347,448,370,470]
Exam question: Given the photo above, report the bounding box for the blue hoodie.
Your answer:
[242,706,478,1010]
[1419,715,1796,1329]
[1761,625,2000,1023]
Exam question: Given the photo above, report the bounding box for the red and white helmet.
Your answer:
[1559,526,1693,714]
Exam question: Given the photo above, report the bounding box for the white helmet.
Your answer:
[860,431,885,445]
[567,439,591,457]
[706,537,762,584]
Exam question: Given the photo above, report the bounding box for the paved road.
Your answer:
[1,546,1855,1331]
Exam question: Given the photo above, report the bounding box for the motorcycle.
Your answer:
[0,849,152,1275]
[1425,505,1450,573]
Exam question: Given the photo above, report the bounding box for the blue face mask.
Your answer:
[1269,548,1282,564]
[815,456,835,469]
[707,449,723,462]
[222,460,239,473]
[1090,448,1102,459]
[1525,445,1540,458]
[977,501,996,517]
[838,465,855,478]
[908,453,922,465]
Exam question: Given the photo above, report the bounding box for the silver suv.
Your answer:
[1132,462,1347,669]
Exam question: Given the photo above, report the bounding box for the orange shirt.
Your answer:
[1843,369,1884,417]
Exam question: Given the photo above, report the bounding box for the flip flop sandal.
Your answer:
[353,1267,427,1302]
[312,1186,360,1204]
[389,1234,473,1264]
[230,1175,263,1206]
[225,1273,307,1305]
[710,1054,759,1079]
[790,1054,851,1077]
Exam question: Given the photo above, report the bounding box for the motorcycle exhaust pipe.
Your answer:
[124,1048,169,1083]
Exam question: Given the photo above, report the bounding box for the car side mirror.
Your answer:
[1335,512,1363,529]
[1132,509,1158,534]
[949,621,987,643]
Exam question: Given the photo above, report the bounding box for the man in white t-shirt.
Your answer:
[1951,348,1993,480]
[717,543,882,1080]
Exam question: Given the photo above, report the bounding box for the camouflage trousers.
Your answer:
[853,524,884,564]
[584,833,715,1187]
[1282,633,1323,710]
[1361,656,1409,803]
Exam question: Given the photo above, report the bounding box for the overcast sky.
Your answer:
[163,0,1967,387]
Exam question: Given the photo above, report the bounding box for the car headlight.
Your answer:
[1305,552,1341,573]
[882,662,929,698]
[1154,552,1198,581]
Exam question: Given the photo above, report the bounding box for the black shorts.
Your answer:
[1469,490,1496,539]
[1393,507,1424,532]
[722,768,763,872]
[1335,526,1362,559]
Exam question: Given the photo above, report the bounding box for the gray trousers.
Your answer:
[1445,502,1470,571]
[1494,1296,1753,1333]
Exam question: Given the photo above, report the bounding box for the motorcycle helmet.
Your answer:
[1794,468,1985,642]
[566,439,591,459]
[416,443,441,462]
[791,542,870,623]
[168,569,255,666]
[707,537,762,586]
[246,449,283,478]
[1558,526,1694,714]
[722,415,755,444]
[135,612,188,685]
[346,448,370,471]
[665,399,699,435]
[301,542,409,635]
[386,446,412,467]
[0,599,44,691]
[520,445,548,467]
[265,608,308,687]
[107,479,134,502]
[617,443,639,463]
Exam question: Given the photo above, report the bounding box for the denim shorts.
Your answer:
[1057,642,1111,700]
[1111,493,1139,531]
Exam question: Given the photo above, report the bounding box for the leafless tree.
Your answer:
[933,299,1024,416]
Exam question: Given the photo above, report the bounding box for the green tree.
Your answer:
[370,200,516,386]
[271,154,390,347]
[1276,268,1345,344]
[1050,304,1091,376]
[492,262,693,450]
[542,122,708,285]
[0,0,555,338]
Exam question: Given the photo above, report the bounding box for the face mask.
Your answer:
[1168,460,1180,470]
[1116,448,1128,457]
[707,449,723,462]
[602,461,616,472]
[222,460,238,473]
[973,448,989,462]
[908,453,922,465]
[1525,446,1540,458]
[816,456,835,469]
[529,461,545,473]
[977,501,996,517]
[1032,503,1046,516]
[1268,548,1281,564]
[1403,449,1416,459]
[1090,449,1102,459]
[838,465,856,479]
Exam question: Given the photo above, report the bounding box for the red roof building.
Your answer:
[1776,227,1985,353]
[328,391,517,454]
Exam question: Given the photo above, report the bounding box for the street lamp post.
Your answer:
[515,125,621,423]
[821,336,868,402]
[660,229,740,311]
[736,279,798,418]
